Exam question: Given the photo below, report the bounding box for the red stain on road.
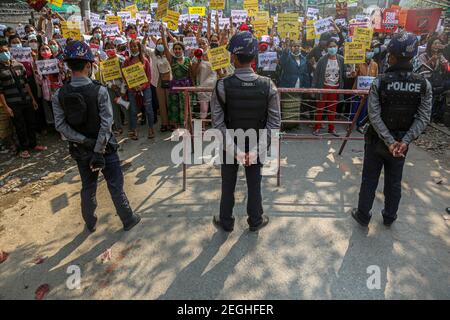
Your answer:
[35,284,50,300]
[0,251,9,264]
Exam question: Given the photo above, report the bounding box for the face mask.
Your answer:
[210,43,219,49]
[366,52,374,60]
[0,52,11,62]
[106,49,116,58]
[328,47,337,55]
[129,33,137,40]
[94,33,102,39]
[156,44,164,52]
[41,52,52,59]
[384,39,391,46]
[291,51,301,57]
[11,43,22,48]
[29,42,38,50]
[54,28,60,34]
[373,47,380,55]
[131,51,140,57]
[49,45,58,54]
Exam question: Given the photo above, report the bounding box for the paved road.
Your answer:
[1,129,449,299]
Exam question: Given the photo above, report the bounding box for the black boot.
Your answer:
[351,208,370,227]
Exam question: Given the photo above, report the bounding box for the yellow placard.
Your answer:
[106,15,123,32]
[244,0,259,17]
[306,19,318,41]
[344,42,366,64]
[162,10,180,31]
[188,7,206,16]
[207,45,230,71]
[156,0,169,20]
[60,21,82,40]
[101,57,122,82]
[124,4,138,18]
[49,0,63,7]
[210,0,225,10]
[353,27,373,49]
[253,19,268,38]
[122,63,149,89]
[255,11,269,20]
[278,13,300,40]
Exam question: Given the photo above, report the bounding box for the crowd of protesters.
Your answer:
[0,6,449,159]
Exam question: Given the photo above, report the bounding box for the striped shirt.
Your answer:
[0,59,31,105]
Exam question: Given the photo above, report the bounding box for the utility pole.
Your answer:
[80,0,91,19]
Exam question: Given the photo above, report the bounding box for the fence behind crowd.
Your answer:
[172,86,369,190]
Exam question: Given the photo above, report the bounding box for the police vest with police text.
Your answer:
[219,74,271,131]
[379,71,426,132]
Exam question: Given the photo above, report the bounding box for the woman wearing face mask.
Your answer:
[312,39,345,136]
[102,41,127,136]
[348,47,378,132]
[91,27,104,41]
[123,39,155,140]
[191,38,217,126]
[27,34,40,58]
[34,43,64,126]
[279,39,312,129]
[143,35,172,132]
[161,26,193,130]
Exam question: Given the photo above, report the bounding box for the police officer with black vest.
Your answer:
[211,31,281,232]
[351,32,432,227]
[52,41,141,232]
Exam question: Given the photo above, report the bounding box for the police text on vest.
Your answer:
[387,82,421,92]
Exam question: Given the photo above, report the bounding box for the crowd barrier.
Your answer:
[172,86,369,190]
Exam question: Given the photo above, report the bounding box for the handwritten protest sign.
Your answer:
[162,10,180,31]
[381,8,399,33]
[36,59,59,76]
[124,4,138,18]
[106,16,122,32]
[307,7,319,20]
[231,10,248,24]
[16,26,26,38]
[335,18,347,27]
[207,46,230,71]
[344,42,366,64]
[278,13,300,40]
[256,11,269,20]
[90,12,100,20]
[122,63,149,89]
[210,0,225,10]
[10,47,32,63]
[253,19,268,38]
[244,0,259,17]
[336,0,347,18]
[258,52,278,72]
[353,27,373,49]
[90,19,106,28]
[156,0,169,20]
[148,22,161,36]
[314,17,334,35]
[60,21,82,40]
[117,11,132,21]
[179,14,190,24]
[101,57,122,82]
[306,19,317,40]
[189,7,206,16]
[103,24,120,37]
[56,38,67,51]
[357,76,375,90]
[218,18,230,29]
[183,37,198,50]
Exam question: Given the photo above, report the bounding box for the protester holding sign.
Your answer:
[123,39,154,140]
[312,38,345,136]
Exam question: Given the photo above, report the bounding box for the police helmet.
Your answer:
[64,40,95,62]
[387,31,418,58]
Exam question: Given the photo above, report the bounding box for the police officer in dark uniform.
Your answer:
[351,32,432,227]
[210,31,281,232]
[52,41,141,232]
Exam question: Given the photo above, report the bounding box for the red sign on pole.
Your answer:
[381,8,399,33]
[405,8,442,34]
[336,1,348,19]
[27,0,48,12]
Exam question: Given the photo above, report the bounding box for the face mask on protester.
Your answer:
[94,33,102,39]
[106,49,116,58]
[210,43,219,49]
[11,43,22,48]
[131,51,140,57]
[156,44,164,52]
[366,52,374,60]
[328,47,337,56]
[128,33,137,40]
[29,42,38,50]
[41,52,52,59]
[54,28,60,34]
[384,39,391,46]
[0,52,11,62]
[49,45,58,54]
[373,47,380,55]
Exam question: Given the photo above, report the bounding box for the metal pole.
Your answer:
[338,95,367,156]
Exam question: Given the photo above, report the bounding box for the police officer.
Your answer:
[52,41,141,232]
[351,32,432,227]
[211,31,281,232]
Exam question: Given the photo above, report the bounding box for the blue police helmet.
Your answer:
[387,31,418,58]
[64,40,95,62]
[228,31,258,56]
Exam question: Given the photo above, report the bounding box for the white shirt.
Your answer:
[324,58,340,87]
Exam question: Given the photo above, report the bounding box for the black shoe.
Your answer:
[249,215,269,232]
[351,208,370,227]
[123,214,141,231]
[382,210,397,227]
[446,207,450,215]
[85,216,98,233]
[213,216,234,232]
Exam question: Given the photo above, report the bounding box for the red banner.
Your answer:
[405,8,442,34]
[336,1,348,19]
